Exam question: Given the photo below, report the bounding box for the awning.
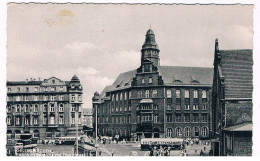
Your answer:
[223,122,252,132]
[140,99,153,104]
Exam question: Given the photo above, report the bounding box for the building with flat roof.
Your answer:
[92,29,213,141]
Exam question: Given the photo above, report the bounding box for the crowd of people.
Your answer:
[149,146,172,156]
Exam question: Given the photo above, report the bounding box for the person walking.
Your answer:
[200,150,204,156]
[111,149,114,156]
[149,149,153,156]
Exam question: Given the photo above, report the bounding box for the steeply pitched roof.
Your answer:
[158,66,213,85]
[98,66,213,100]
[219,49,253,98]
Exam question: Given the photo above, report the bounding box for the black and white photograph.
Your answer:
[1,0,259,157]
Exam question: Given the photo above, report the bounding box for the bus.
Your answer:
[55,136,80,145]
[140,138,184,150]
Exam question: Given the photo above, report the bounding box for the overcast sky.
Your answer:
[7,4,253,108]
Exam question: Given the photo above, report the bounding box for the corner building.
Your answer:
[93,29,213,141]
[6,75,83,142]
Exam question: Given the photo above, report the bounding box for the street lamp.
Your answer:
[75,104,79,156]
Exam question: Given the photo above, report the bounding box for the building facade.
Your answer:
[6,75,83,143]
[211,39,253,156]
[93,29,213,141]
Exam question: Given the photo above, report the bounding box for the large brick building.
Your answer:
[92,29,213,141]
[6,75,83,143]
[211,39,253,156]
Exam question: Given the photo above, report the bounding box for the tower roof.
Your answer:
[70,75,80,83]
[142,29,159,51]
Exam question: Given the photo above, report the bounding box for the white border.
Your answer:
[0,0,259,160]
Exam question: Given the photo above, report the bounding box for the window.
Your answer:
[193,114,199,123]
[202,103,207,110]
[51,87,55,91]
[34,105,38,112]
[52,80,55,84]
[176,104,181,110]
[59,104,64,112]
[7,116,11,125]
[51,95,55,101]
[17,96,21,101]
[78,95,82,102]
[59,116,64,124]
[59,95,64,101]
[50,104,55,112]
[8,88,11,92]
[166,114,172,122]
[185,104,190,110]
[184,114,190,123]
[124,92,127,100]
[175,90,180,98]
[193,104,199,110]
[116,94,118,101]
[154,114,158,123]
[202,114,208,122]
[34,87,38,92]
[142,78,145,84]
[184,127,191,137]
[138,91,143,98]
[201,127,208,137]
[145,90,149,98]
[71,105,75,112]
[167,104,172,110]
[152,90,158,97]
[129,91,131,99]
[34,95,39,101]
[16,105,21,112]
[71,95,75,102]
[193,90,198,98]
[185,90,189,98]
[33,117,38,125]
[25,117,29,125]
[43,115,47,124]
[175,127,182,137]
[226,133,233,151]
[120,93,122,100]
[167,89,172,98]
[16,117,20,125]
[202,90,207,98]
[26,87,29,92]
[175,114,181,123]
[17,87,20,92]
[166,128,173,138]
[128,106,131,111]
[142,104,151,110]
[71,115,75,124]
[59,86,63,91]
[112,94,114,101]
[154,104,158,110]
[25,95,29,101]
[43,87,47,92]
[149,77,153,84]
[194,127,200,137]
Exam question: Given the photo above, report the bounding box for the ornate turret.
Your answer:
[141,29,160,67]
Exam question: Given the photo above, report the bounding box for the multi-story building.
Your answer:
[92,29,213,141]
[6,75,83,143]
[211,39,253,156]
[82,108,93,136]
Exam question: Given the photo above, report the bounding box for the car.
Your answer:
[129,151,138,156]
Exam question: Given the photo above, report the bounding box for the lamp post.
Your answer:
[75,104,79,156]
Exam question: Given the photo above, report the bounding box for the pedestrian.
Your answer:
[149,149,153,156]
[111,149,114,156]
[159,146,164,156]
[204,144,206,151]
[167,147,171,156]
[200,150,204,156]
[99,150,102,156]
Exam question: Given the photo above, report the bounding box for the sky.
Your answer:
[7,3,253,109]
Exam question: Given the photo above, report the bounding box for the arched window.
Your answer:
[166,128,173,138]
[7,116,11,125]
[194,127,200,137]
[59,104,64,112]
[202,90,207,98]
[167,89,172,98]
[184,127,191,137]
[142,78,145,84]
[175,127,182,137]
[116,94,118,101]
[201,127,208,137]
[149,77,153,84]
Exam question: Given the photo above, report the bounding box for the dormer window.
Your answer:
[52,80,55,84]
[34,87,38,92]
[71,85,75,89]
[51,87,55,91]
[194,90,198,98]
[142,78,145,84]
[149,77,153,84]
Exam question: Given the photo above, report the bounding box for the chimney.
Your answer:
[30,78,33,81]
